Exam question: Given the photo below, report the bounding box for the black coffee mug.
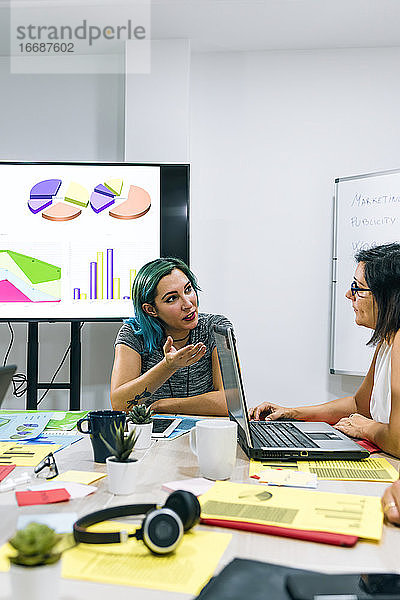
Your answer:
[77,410,126,463]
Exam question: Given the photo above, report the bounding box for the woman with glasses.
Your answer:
[249,242,400,458]
[111,257,232,416]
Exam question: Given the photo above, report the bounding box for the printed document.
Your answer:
[200,481,383,541]
[62,521,231,594]
[0,442,61,466]
[250,456,399,482]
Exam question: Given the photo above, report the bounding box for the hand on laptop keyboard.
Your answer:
[248,401,299,422]
[333,412,372,439]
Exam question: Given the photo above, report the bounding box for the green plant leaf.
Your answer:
[127,404,154,424]
[8,523,69,567]
[101,421,139,462]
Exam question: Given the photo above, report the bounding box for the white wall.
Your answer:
[0,58,125,409]
[189,47,400,408]
[2,47,400,410]
[125,40,191,163]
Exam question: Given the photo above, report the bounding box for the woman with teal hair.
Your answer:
[111,257,232,415]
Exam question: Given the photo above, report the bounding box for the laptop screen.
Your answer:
[213,326,252,445]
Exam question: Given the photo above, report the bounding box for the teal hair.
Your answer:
[125,257,201,352]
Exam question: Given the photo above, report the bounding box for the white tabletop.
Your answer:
[0,434,399,599]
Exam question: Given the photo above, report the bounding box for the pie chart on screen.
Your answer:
[109,186,151,220]
[28,179,61,214]
[28,179,151,221]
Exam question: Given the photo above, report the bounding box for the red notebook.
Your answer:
[201,517,358,547]
[355,439,381,453]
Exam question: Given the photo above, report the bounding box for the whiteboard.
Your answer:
[330,168,400,375]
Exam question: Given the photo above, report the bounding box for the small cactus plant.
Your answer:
[9,522,65,567]
[100,422,138,462]
[127,404,154,425]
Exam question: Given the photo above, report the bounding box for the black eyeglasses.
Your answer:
[350,281,371,298]
[34,452,59,480]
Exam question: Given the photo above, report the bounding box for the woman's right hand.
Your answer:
[248,401,299,421]
[163,336,206,371]
[382,480,400,525]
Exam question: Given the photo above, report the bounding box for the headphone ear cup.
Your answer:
[141,508,184,555]
[164,490,200,531]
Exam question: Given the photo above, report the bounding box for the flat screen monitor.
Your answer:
[0,161,189,321]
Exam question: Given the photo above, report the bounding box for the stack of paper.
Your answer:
[297,457,399,482]
[62,521,232,595]
[0,412,52,441]
[199,480,383,542]
[0,518,234,597]
[249,456,399,483]
[0,443,61,466]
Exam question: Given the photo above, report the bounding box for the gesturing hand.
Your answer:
[163,336,206,371]
[248,402,298,421]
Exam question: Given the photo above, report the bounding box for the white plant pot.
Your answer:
[127,421,153,450]
[106,456,140,495]
[10,560,61,600]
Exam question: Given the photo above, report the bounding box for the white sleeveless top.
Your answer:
[370,341,392,424]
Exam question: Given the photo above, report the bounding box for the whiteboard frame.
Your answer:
[329,166,400,376]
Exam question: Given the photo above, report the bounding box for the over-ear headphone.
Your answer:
[73,490,201,555]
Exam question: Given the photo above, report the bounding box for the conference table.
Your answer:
[0,433,399,599]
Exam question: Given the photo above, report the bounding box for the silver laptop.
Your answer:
[213,326,369,461]
[0,365,16,407]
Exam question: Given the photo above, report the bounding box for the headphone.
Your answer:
[73,490,201,555]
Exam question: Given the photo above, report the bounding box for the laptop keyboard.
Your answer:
[251,422,319,449]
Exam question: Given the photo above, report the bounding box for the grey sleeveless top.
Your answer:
[115,313,233,405]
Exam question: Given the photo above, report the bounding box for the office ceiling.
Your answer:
[152,0,400,52]
[1,0,400,56]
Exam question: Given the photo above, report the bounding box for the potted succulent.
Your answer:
[101,422,140,495]
[7,522,70,600]
[127,404,154,450]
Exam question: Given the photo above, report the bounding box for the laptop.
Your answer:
[0,365,16,407]
[213,326,369,461]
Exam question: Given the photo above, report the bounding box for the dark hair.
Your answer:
[125,257,200,352]
[355,242,400,345]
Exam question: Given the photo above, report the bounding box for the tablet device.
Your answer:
[152,417,182,438]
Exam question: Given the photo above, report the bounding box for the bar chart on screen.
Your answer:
[70,241,155,303]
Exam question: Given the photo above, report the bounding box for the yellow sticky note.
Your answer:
[55,470,107,485]
[200,480,383,541]
[0,543,13,572]
[62,521,231,595]
[0,444,61,466]
[297,456,399,482]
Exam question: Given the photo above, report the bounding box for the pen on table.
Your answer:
[0,473,31,492]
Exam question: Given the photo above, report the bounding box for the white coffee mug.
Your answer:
[190,420,237,480]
